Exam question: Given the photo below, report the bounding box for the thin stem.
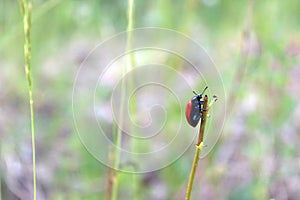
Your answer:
[105,146,114,200]
[126,0,140,199]
[185,142,203,200]
[18,0,36,199]
[109,0,135,200]
[185,95,208,200]
[197,96,209,146]
[126,0,136,153]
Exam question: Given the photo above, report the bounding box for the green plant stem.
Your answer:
[185,142,203,200]
[110,1,135,200]
[185,95,208,200]
[110,76,125,200]
[126,0,136,154]
[18,1,36,200]
[125,0,140,199]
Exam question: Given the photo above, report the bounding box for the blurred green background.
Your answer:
[1,0,300,199]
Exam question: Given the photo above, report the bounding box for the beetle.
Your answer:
[185,86,208,127]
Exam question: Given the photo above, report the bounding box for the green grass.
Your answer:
[18,0,36,199]
[0,0,299,199]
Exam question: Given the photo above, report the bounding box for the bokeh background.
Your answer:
[1,0,300,199]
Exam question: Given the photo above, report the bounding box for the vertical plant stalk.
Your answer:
[185,95,208,200]
[105,145,114,200]
[108,1,135,200]
[18,1,36,200]
[126,0,139,199]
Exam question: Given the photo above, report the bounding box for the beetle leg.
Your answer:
[197,99,203,114]
[207,95,218,111]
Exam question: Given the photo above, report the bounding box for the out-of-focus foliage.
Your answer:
[1,0,300,199]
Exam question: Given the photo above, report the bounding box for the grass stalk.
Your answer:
[18,0,36,199]
[125,0,140,199]
[108,0,135,200]
[185,95,208,200]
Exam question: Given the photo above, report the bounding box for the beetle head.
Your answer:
[193,86,208,100]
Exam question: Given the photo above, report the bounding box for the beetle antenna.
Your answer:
[193,91,198,95]
[200,86,208,95]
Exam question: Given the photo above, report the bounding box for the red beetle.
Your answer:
[185,86,208,127]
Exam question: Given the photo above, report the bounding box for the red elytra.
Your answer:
[185,87,208,127]
[185,96,202,127]
[185,100,193,126]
